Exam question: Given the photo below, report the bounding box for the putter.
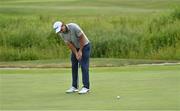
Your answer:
[78,60,81,68]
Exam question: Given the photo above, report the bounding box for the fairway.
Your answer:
[0,65,179,110]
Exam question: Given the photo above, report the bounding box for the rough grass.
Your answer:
[0,0,180,61]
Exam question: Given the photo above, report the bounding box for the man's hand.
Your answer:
[75,52,80,60]
[77,50,82,60]
[66,42,80,60]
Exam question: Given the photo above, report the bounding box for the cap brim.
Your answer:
[55,27,61,33]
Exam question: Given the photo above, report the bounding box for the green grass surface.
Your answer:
[0,58,179,68]
[0,65,179,110]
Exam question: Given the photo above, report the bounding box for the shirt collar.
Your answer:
[61,24,70,34]
[66,24,70,30]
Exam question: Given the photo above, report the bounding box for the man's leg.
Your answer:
[71,52,79,88]
[81,44,91,89]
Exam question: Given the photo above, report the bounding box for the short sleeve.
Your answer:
[59,33,68,43]
[62,37,68,43]
[74,24,83,38]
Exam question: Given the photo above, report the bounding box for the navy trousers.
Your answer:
[71,43,91,89]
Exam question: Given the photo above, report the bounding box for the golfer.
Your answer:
[53,21,91,94]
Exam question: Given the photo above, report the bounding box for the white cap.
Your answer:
[53,21,62,33]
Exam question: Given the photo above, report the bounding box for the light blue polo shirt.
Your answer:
[59,23,89,48]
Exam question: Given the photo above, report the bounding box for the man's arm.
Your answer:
[79,34,86,51]
[77,34,87,60]
[66,41,79,60]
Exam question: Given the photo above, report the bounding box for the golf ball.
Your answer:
[117,96,120,99]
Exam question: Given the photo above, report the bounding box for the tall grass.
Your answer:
[0,9,180,61]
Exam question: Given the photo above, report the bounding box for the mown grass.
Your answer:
[0,0,180,61]
[0,58,179,68]
[0,65,179,110]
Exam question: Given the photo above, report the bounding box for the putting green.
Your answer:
[0,65,179,110]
